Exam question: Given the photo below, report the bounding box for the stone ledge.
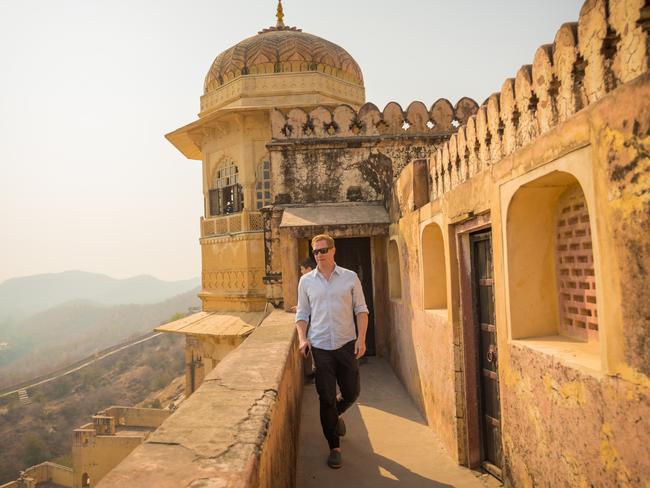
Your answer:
[96,309,301,488]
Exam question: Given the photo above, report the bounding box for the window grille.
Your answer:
[256,160,272,210]
[555,185,598,341]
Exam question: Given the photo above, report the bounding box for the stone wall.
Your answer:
[428,0,649,203]
[99,406,170,429]
[385,0,650,484]
[95,310,302,488]
[267,99,478,213]
[0,462,72,488]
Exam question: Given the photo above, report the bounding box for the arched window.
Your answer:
[81,472,91,487]
[388,239,402,299]
[208,160,243,216]
[421,222,447,309]
[255,160,272,209]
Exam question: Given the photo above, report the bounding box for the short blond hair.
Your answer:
[311,234,335,249]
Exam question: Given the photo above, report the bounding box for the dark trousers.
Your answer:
[312,340,360,449]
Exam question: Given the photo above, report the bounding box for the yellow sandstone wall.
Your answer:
[198,112,270,312]
[0,462,73,488]
[73,433,144,488]
[387,0,650,483]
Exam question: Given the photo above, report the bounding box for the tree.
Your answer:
[167,312,186,323]
[22,433,48,467]
[50,376,73,399]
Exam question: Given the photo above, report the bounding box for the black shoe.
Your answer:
[336,416,346,437]
[327,449,342,469]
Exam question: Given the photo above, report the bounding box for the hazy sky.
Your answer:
[0,0,583,283]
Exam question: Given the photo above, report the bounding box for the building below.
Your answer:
[72,406,169,488]
[0,462,72,488]
[154,310,268,397]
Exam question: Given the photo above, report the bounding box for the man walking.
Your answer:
[295,234,369,469]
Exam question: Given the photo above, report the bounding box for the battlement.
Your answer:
[429,0,649,200]
[270,98,479,140]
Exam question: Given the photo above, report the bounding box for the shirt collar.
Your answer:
[315,263,341,279]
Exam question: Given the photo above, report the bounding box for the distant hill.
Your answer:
[0,288,201,387]
[0,271,200,321]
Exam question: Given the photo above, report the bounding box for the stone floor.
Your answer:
[296,357,501,488]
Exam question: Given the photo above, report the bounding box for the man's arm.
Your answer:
[295,278,311,357]
[296,319,309,357]
[351,274,370,358]
[354,312,368,358]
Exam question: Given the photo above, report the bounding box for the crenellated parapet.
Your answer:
[270,98,479,140]
[430,0,649,200]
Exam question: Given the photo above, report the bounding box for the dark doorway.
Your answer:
[470,230,502,478]
[306,237,376,356]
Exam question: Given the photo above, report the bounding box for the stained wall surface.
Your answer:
[264,0,650,484]
[384,0,650,483]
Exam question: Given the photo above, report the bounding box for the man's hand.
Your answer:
[354,337,366,359]
[299,339,311,358]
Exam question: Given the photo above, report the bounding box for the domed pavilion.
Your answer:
[165,1,366,315]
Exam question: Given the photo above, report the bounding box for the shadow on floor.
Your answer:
[296,357,490,488]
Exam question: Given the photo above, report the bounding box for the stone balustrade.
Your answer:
[270,98,479,140]
[201,210,264,238]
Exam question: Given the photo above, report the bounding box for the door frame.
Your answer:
[300,236,378,356]
[455,213,502,475]
[279,227,388,357]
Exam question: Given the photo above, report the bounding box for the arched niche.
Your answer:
[421,222,447,310]
[505,170,598,343]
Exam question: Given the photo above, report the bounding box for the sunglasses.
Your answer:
[313,247,332,255]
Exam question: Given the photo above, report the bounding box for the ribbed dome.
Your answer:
[204,27,364,94]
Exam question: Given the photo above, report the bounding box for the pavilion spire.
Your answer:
[276,0,285,28]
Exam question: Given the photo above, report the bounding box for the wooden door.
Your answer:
[470,230,502,476]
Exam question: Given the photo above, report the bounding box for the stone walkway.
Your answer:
[296,357,500,488]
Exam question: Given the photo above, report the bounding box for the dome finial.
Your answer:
[276,0,285,28]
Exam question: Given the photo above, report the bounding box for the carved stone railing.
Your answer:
[201,210,264,238]
[430,0,649,200]
[270,98,479,140]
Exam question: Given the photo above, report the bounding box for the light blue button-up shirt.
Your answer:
[295,264,369,351]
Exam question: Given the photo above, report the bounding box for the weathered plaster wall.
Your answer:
[503,344,649,487]
[386,210,459,461]
[386,1,650,483]
[496,73,650,488]
[95,310,301,488]
[270,138,436,208]
[267,100,478,208]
